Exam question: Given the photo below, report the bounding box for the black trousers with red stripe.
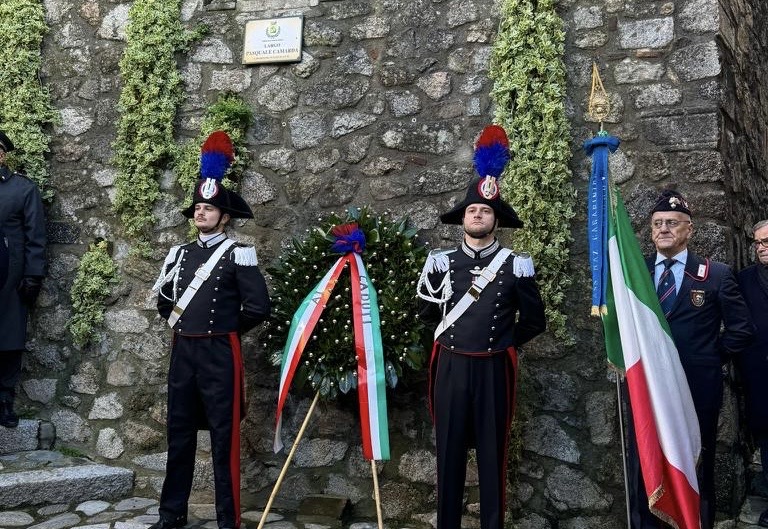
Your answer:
[429,345,517,529]
[159,333,243,529]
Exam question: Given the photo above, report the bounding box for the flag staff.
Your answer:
[587,61,632,529]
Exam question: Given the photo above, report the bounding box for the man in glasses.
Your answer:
[625,189,752,529]
[736,219,768,528]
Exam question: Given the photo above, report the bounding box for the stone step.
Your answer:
[0,419,54,455]
[0,450,134,509]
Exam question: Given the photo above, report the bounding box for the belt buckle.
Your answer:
[468,285,481,300]
[195,267,210,280]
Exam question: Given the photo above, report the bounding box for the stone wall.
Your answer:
[16,0,763,527]
[719,0,768,267]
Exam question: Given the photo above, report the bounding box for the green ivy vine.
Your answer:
[0,0,58,200]
[262,207,428,400]
[112,0,205,248]
[68,240,120,347]
[489,0,576,340]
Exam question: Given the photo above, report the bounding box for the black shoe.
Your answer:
[758,508,768,528]
[0,401,18,428]
[148,515,187,529]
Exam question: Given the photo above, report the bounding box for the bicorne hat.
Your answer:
[651,189,691,218]
[439,125,523,228]
[181,131,254,219]
[0,131,15,153]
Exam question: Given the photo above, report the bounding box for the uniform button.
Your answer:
[489,337,494,342]
[211,309,215,313]
[491,326,496,331]
[493,315,498,320]
[207,330,212,334]
[216,276,220,280]
[219,266,223,269]
[497,292,501,297]
[499,270,505,275]
[212,299,217,302]
[450,346,455,350]
[214,287,219,291]
[449,334,454,339]
[209,320,214,324]
[487,347,493,352]
[180,267,185,271]
[498,280,503,285]
[496,303,500,307]
[451,324,455,328]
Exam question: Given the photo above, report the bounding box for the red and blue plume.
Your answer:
[200,130,234,181]
[330,222,366,254]
[473,125,510,179]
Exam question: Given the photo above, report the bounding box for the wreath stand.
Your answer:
[257,391,385,529]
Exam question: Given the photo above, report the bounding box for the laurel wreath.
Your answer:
[262,206,428,399]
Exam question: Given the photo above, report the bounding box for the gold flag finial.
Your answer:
[588,62,610,125]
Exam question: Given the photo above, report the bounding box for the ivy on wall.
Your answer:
[0,0,59,200]
[489,0,576,339]
[112,0,204,248]
[68,240,120,347]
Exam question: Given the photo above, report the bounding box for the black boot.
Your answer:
[148,514,188,529]
[0,400,18,428]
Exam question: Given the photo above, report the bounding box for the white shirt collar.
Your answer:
[655,248,688,267]
[197,232,227,248]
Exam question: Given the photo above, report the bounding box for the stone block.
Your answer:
[0,465,133,508]
[46,221,80,245]
[297,494,351,527]
[0,420,40,454]
[642,112,718,147]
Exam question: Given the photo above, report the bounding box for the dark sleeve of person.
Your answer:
[22,182,47,277]
[512,275,546,347]
[418,270,444,331]
[718,267,754,355]
[236,263,271,335]
[156,251,178,321]
[157,282,174,321]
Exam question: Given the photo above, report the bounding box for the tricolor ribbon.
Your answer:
[274,224,390,461]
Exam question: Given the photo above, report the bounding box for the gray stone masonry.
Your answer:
[10,0,767,526]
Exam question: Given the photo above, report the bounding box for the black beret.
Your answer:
[651,189,691,217]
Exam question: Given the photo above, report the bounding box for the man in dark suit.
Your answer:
[736,219,768,528]
[0,130,47,429]
[626,189,753,529]
[150,132,271,529]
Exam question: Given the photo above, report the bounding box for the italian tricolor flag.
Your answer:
[602,191,701,529]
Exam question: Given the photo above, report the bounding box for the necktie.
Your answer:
[657,258,676,316]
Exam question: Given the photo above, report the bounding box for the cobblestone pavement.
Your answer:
[0,499,318,529]
[0,493,766,529]
[0,456,766,528]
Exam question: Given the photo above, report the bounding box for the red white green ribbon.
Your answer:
[274,252,390,461]
[349,252,389,460]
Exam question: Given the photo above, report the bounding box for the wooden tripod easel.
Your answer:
[257,392,385,529]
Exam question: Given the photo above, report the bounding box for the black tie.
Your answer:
[657,258,676,316]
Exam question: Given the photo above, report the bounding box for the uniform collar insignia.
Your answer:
[461,238,499,260]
